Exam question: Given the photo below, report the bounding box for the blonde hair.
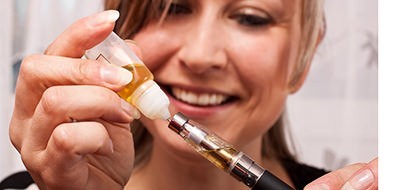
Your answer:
[291,0,326,87]
[104,0,326,166]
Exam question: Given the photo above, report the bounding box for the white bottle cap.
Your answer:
[135,80,171,120]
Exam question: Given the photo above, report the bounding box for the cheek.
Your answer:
[231,35,292,99]
[225,34,293,141]
[132,26,180,71]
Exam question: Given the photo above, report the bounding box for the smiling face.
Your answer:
[132,0,304,157]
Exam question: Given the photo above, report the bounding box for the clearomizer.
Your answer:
[85,32,170,120]
[168,113,294,190]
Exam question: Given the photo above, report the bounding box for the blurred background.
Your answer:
[0,0,377,180]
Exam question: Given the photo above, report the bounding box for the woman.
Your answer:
[9,0,378,189]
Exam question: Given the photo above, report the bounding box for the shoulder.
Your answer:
[281,159,329,190]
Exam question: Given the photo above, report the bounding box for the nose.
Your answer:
[177,18,228,74]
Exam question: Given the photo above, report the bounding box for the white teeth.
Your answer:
[171,87,229,106]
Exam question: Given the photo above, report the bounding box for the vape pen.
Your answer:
[168,112,294,190]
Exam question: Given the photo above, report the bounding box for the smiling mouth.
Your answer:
[167,86,237,107]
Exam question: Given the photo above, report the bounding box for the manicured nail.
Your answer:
[306,183,330,190]
[101,64,132,86]
[341,169,374,190]
[120,99,137,117]
[124,39,138,46]
[107,139,114,154]
[132,109,141,119]
[89,10,120,27]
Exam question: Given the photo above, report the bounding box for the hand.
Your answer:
[9,10,140,189]
[305,158,378,190]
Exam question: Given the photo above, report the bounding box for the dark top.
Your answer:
[0,160,327,190]
[282,159,329,190]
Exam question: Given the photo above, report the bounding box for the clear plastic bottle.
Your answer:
[85,32,170,120]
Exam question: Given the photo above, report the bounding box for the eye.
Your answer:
[232,14,271,26]
[166,2,191,15]
[230,8,272,27]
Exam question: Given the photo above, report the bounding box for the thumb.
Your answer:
[124,40,143,60]
[45,10,119,58]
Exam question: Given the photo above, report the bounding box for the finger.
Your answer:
[50,122,113,158]
[27,85,136,150]
[11,56,132,151]
[340,158,378,190]
[29,122,112,188]
[305,163,364,190]
[45,10,119,57]
[16,10,124,117]
[125,40,143,60]
[11,10,122,151]
[14,55,132,119]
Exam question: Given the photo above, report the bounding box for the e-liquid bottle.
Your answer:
[85,32,170,120]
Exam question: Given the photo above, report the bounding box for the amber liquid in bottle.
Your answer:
[117,63,154,103]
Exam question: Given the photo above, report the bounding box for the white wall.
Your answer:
[0,0,104,180]
[0,0,377,180]
[0,0,16,181]
[287,0,378,170]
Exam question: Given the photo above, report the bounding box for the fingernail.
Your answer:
[341,169,374,190]
[306,183,330,190]
[101,64,132,85]
[132,109,141,119]
[120,99,137,117]
[89,10,120,27]
[107,139,114,154]
[124,39,138,46]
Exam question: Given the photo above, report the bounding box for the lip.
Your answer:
[160,84,238,119]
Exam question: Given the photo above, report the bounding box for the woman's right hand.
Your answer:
[9,10,139,189]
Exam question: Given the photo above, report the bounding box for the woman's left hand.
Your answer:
[305,158,378,190]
